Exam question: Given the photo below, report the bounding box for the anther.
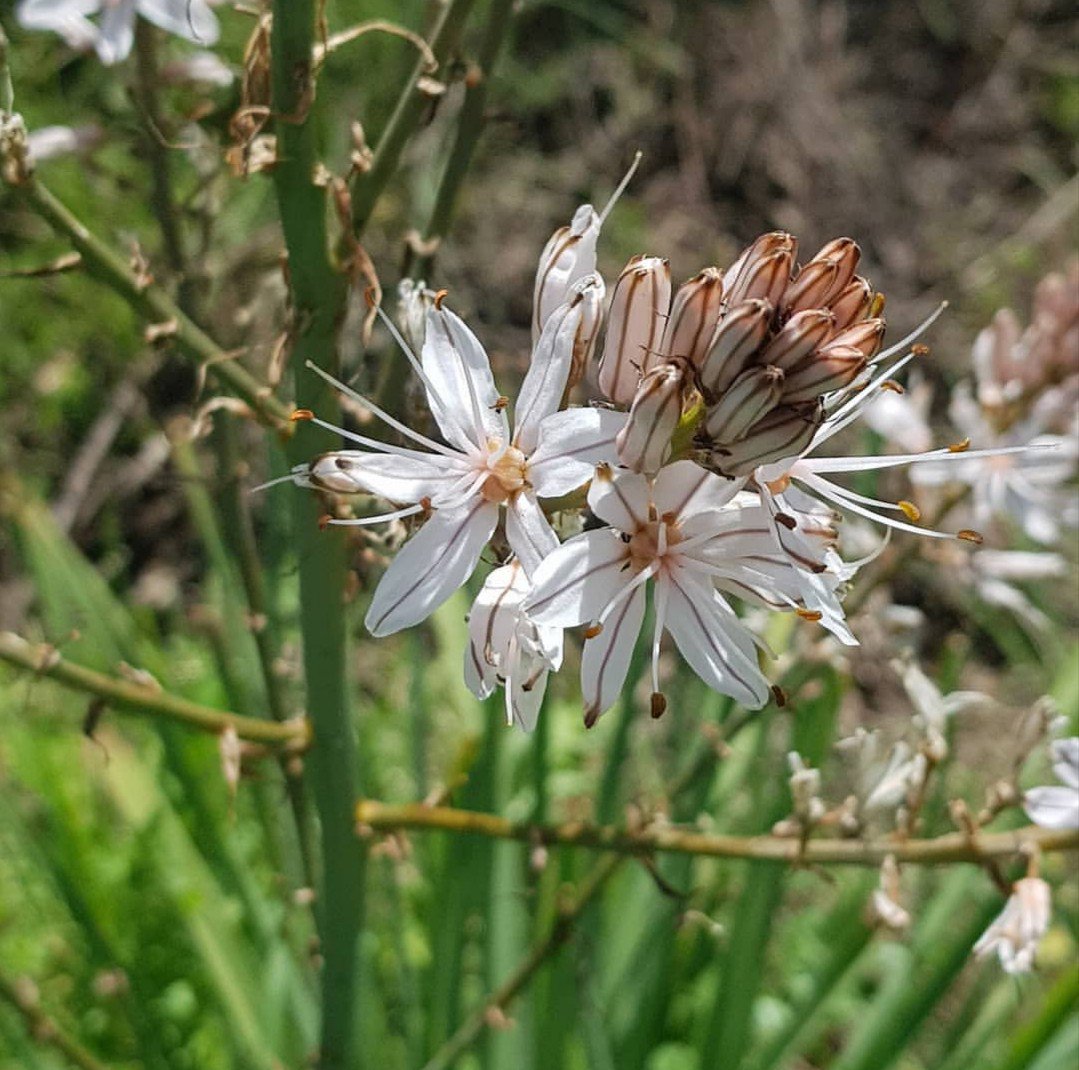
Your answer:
[912,343,930,357]
[880,380,904,394]
[317,514,333,530]
[771,684,787,708]
[433,288,449,309]
[898,500,921,522]
[775,512,798,531]
[869,293,886,317]
[491,395,509,411]
[650,692,668,719]
[595,462,613,482]
[796,608,823,622]
[948,438,971,453]
[583,623,604,639]
[957,529,984,545]
[291,408,314,421]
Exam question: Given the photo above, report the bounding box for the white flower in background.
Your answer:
[1024,737,1079,831]
[869,855,911,932]
[17,0,220,66]
[973,876,1052,974]
[862,371,933,454]
[287,295,626,636]
[464,561,563,732]
[26,123,103,162]
[894,657,990,762]
[525,461,773,724]
[911,382,1078,546]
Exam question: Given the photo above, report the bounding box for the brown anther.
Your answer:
[880,380,904,394]
[595,462,613,482]
[796,608,823,622]
[647,504,659,522]
[869,293,886,317]
[911,343,930,357]
[957,529,984,545]
[491,395,509,412]
[650,692,668,719]
[775,512,798,531]
[583,623,604,640]
[898,500,921,522]
[948,437,971,453]
[317,514,333,530]
[363,286,379,309]
[291,408,314,421]
[433,288,449,310]
[419,496,433,516]
[771,684,787,708]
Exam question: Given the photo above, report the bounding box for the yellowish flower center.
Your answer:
[627,513,681,571]
[480,443,528,503]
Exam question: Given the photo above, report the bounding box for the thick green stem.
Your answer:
[350,0,479,237]
[270,3,365,1068]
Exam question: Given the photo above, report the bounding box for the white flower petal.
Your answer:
[581,582,646,725]
[464,563,526,699]
[1051,737,1079,790]
[650,459,742,521]
[137,0,219,44]
[662,567,770,708]
[506,491,560,579]
[587,468,650,531]
[365,501,498,636]
[422,306,503,451]
[508,667,549,733]
[96,0,136,63]
[17,0,101,50]
[306,450,467,502]
[1023,786,1079,831]
[525,530,631,628]
[528,408,627,498]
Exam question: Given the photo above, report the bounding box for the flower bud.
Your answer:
[709,402,822,476]
[724,232,797,303]
[532,204,600,342]
[704,365,784,441]
[699,298,773,396]
[782,345,867,404]
[725,249,793,308]
[760,309,836,371]
[661,268,724,368]
[616,362,687,474]
[825,318,885,359]
[828,276,874,330]
[784,237,860,313]
[397,278,433,356]
[567,272,606,391]
[598,255,672,405]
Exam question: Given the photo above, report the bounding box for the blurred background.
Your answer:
[0,1,1076,1068]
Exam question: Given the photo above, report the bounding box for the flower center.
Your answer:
[627,514,681,571]
[480,443,528,503]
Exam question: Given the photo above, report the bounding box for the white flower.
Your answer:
[288,294,625,637]
[524,460,773,724]
[17,0,220,66]
[1024,737,1079,831]
[26,123,102,161]
[464,561,563,733]
[973,877,1052,974]
[894,657,990,762]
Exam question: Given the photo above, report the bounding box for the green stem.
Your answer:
[350,0,479,237]
[0,630,306,746]
[270,3,365,1068]
[993,966,1079,1070]
[414,0,515,279]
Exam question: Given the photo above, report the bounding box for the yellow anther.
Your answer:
[796,608,823,622]
[957,529,984,545]
[898,500,921,522]
[583,623,604,639]
[880,379,904,394]
[291,408,315,421]
[948,438,971,453]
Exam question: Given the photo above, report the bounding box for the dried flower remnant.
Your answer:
[973,875,1052,974]
[17,0,220,66]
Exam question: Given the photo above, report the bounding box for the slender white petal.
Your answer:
[365,501,498,636]
[137,0,218,44]
[1023,787,1079,831]
[514,298,583,453]
[526,530,632,627]
[528,408,627,497]
[96,0,136,63]
[650,460,743,520]
[506,491,560,579]
[305,450,467,501]
[588,468,650,531]
[1052,738,1079,790]
[581,582,646,725]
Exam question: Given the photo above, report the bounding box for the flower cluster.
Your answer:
[276,170,1024,730]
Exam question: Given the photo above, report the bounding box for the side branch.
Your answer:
[0,631,308,748]
[356,800,1079,866]
[11,179,292,431]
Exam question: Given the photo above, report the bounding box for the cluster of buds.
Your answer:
[597,232,885,479]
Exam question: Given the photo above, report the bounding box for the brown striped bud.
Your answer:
[699,298,773,396]
[567,272,606,390]
[532,204,600,342]
[824,318,885,359]
[616,362,687,474]
[760,309,836,371]
[725,249,793,309]
[704,365,785,441]
[724,232,798,302]
[598,255,672,404]
[828,276,874,330]
[784,238,860,313]
[782,345,867,403]
[709,402,823,476]
[661,267,724,369]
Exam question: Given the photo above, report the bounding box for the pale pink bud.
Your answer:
[724,232,798,302]
[760,309,836,371]
[725,249,793,308]
[709,402,822,476]
[568,273,606,390]
[533,204,600,342]
[782,345,867,404]
[699,299,773,396]
[661,268,724,368]
[829,276,874,330]
[616,362,687,474]
[824,318,885,359]
[598,255,672,405]
[785,238,860,313]
[704,365,784,441]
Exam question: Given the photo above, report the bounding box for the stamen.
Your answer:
[957,529,984,545]
[796,608,823,622]
[324,502,426,527]
[584,623,604,639]
[249,472,302,493]
[291,408,314,421]
[870,301,947,365]
[880,380,904,394]
[948,438,971,453]
[771,684,788,707]
[599,150,643,224]
[434,289,449,309]
[650,692,668,719]
[898,500,921,522]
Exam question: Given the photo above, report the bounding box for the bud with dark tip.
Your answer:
[662,267,724,369]
[616,362,687,474]
[725,249,792,308]
[782,345,867,403]
[709,402,823,476]
[724,232,797,304]
[760,309,836,371]
[825,318,885,359]
[705,365,785,441]
[598,255,672,405]
[533,204,600,342]
[784,237,860,313]
[699,298,773,396]
[829,276,874,330]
